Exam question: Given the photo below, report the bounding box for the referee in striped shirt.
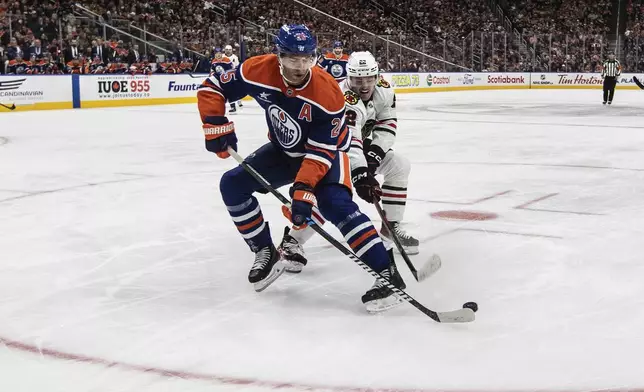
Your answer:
[602,53,621,105]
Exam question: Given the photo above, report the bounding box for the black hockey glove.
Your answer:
[352,167,382,204]
[365,144,386,175]
[287,182,316,228]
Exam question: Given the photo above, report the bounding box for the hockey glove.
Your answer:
[283,182,316,229]
[365,144,386,175]
[352,167,382,203]
[203,119,237,159]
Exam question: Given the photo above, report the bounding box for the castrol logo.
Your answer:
[268,105,302,149]
[432,75,450,85]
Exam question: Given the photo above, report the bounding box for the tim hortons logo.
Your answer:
[557,74,602,85]
[268,105,302,149]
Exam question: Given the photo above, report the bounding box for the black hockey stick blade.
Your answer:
[0,103,16,110]
[226,147,475,323]
[633,76,644,90]
[188,60,209,78]
[374,202,441,282]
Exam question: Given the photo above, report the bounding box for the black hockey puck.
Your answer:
[463,302,478,313]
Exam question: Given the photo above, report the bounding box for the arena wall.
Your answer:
[1,72,642,112]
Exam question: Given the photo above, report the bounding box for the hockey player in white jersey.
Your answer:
[223,44,240,68]
[223,44,244,112]
[277,51,419,273]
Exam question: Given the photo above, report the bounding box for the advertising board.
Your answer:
[0,76,73,111]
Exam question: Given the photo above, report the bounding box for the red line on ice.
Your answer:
[0,333,641,391]
[514,192,559,209]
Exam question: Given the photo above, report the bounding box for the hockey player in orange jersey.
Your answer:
[318,41,349,82]
[196,24,405,312]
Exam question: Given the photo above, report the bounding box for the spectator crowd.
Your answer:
[504,0,613,72]
[0,0,630,75]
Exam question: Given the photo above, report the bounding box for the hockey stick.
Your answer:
[633,76,644,90]
[227,147,475,323]
[374,202,441,282]
[188,60,204,79]
[0,103,16,111]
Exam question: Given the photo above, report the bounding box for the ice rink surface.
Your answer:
[1,89,644,392]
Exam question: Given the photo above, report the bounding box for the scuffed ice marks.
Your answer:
[415,102,644,117]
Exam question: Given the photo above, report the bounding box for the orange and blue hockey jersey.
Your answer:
[197,54,351,188]
[6,59,31,74]
[318,52,349,82]
[210,56,233,75]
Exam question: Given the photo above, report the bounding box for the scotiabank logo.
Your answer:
[557,74,602,85]
[487,75,525,84]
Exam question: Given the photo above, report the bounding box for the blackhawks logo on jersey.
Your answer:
[377,77,390,88]
[344,90,359,105]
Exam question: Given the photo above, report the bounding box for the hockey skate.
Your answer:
[380,221,419,255]
[277,226,308,273]
[229,103,237,114]
[238,100,244,108]
[362,255,406,313]
[248,244,286,292]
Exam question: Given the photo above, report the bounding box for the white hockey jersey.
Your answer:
[340,78,397,172]
[225,53,240,69]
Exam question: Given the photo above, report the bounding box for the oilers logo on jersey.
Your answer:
[331,64,344,78]
[268,105,302,149]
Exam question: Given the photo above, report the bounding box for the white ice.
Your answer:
[1,89,644,392]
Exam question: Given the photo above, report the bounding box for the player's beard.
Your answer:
[282,68,309,85]
[278,54,315,86]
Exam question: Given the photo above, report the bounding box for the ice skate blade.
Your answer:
[397,245,419,255]
[385,241,418,255]
[283,259,304,273]
[253,261,286,292]
[365,295,404,313]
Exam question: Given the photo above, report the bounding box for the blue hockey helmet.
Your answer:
[274,24,317,56]
[333,41,343,48]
